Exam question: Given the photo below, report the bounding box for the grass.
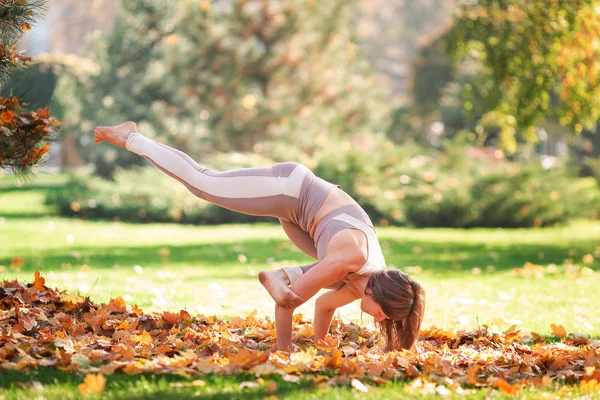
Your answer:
[0,368,590,400]
[0,171,599,399]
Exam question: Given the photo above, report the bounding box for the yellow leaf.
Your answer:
[324,349,343,368]
[130,330,153,346]
[297,324,314,337]
[581,379,600,393]
[78,373,106,394]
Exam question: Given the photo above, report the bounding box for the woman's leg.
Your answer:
[95,122,308,307]
[124,131,310,220]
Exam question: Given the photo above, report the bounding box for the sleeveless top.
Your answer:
[313,204,388,298]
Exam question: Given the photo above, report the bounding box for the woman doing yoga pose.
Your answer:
[94,121,425,351]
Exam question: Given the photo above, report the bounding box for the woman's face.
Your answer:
[360,288,388,322]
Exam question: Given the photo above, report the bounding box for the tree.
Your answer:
[165,0,390,154]
[55,0,176,178]
[351,0,456,107]
[58,0,391,178]
[0,0,60,175]
[446,0,600,153]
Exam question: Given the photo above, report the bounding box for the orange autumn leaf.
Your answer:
[467,364,481,384]
[495,377,521,395]
[108,296,127,313]
[123,361,145,375]
[11,257,24,267]
[315,335,340,352]
[324,349,343,368]
[78,373,106,394]
[37,107,51,119]
[33,271,45,290]
[38,144,51,156]
[83,309,109,330]
[162,310,181,325]
[226,348,270,372]
[550,324,567,338]
[131,304,144,315]
[0,110,15,124]
[2,270,599,395]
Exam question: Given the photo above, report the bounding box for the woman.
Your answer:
[94,121,425,351]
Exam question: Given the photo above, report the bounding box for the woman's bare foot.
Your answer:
[94,121,137,148]
[259,270,304,309]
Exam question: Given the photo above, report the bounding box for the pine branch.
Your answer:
[0,0,46,43]
[0,0,46,87]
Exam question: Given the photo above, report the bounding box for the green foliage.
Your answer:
[167,0,389,153]
[45,152,281,225]
[402,160,600,228]
[1,59,60,109]
[56,0,390,178]
[53,0,173,178]
[47,135,600,228]
[446,0,600,152]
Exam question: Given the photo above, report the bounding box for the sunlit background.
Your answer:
[1,0,599,335]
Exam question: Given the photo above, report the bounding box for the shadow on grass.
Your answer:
[0,184,65,193]
[0,368,314,399]
[2,235,598,279]
[0,212,59,219]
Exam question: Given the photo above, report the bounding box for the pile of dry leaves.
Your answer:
[1,272,599,396]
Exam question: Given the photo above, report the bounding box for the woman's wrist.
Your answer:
[313,305,336,342]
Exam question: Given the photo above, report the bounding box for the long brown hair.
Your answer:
[365,269,425,351]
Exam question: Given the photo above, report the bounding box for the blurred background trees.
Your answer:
[5,0,600,227]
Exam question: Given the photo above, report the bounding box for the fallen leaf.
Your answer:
[78,373,106,394]
[351,378,369,392]
[170,380,206,387]
[238,381,259,389]
[33,271,45,290]
[550,324,567,338]
[282,374,301,383]
[495,377,521,395]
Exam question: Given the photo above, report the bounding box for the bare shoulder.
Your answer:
[325,229,369,273]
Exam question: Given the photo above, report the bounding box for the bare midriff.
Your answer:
[308,186,357,240]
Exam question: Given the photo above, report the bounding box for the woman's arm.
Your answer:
[279,218,318,260]
[274,253,362,350]
[314,284,359,341]
[275,304,295,350]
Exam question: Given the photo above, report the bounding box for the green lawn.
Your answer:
[0,172,599,399]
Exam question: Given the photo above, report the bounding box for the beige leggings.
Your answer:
[125,132,340,284]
